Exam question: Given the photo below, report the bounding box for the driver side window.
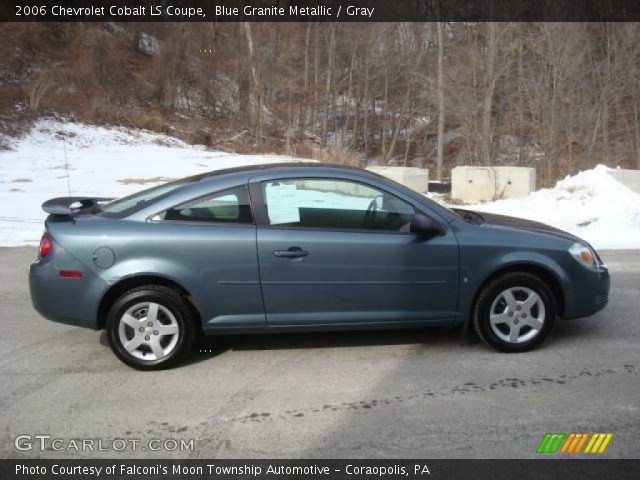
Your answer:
[262,178,415,232]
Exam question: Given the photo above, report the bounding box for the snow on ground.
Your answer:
[458,165,640,250]
[1,119,639,249]
[0,119,306,245]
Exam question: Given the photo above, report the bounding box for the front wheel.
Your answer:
[473,272,556,352]
[106,285,195,370]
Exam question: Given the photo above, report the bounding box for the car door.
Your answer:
[146,185,266,328]
[251,173,459,326]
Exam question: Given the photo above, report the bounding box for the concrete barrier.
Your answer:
[367,166,430,193]
[608,169,640,194]
[451,166,536,203]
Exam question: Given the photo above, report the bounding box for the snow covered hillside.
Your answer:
[0,119,306,245]
[463,165,640,250]
[1,119,639,249]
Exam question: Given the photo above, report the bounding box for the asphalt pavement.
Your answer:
[0,247,638,459]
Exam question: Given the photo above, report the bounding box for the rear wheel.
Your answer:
[473,272,555,352]
[106,285,195,370]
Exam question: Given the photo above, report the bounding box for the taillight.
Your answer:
[38,236,51,258]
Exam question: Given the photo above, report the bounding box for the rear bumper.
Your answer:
[29,248,106,330]
[562,266,610,320]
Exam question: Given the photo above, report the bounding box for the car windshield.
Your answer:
[97,178,193,217]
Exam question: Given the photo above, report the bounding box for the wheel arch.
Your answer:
[97,274,202,330]
[470,262,566,321]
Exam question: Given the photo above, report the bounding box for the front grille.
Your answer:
[595,293,609,306]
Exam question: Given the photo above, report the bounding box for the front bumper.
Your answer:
[562,266,610,320]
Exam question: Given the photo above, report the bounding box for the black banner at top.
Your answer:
[3,0,640,22]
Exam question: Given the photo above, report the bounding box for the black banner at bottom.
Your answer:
[2,459,639,480]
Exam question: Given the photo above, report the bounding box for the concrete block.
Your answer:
[367,166,430,193]
[451,166,536,203]
[608,169,640,194]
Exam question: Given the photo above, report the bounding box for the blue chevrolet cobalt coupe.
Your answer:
[29,164,610,369]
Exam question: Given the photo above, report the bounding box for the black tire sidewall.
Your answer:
[106,288,194,370]
[475,273,556,352]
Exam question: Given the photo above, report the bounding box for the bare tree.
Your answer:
[436,21,445,180]
[242,22,262,146]
[7,22,640,179]
[481,22,497,166]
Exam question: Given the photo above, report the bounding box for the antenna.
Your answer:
[61,123,71,196]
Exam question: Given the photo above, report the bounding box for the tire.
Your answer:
[106,285,195,370]
[473,272,556,353]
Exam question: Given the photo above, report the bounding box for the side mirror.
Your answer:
[410,213,445,237]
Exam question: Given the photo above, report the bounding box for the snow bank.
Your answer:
[1,119,638,249]
[463,165,640,250]
[0,119,305,245]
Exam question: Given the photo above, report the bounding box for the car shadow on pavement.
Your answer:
[98,317,604,370]
[181,326,473,366]
[100,326,473,368]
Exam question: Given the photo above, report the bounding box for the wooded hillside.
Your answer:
[2,22,640,185]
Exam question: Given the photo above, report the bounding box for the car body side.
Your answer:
[29,165,610,334]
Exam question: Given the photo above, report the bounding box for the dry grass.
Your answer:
[125,111,169,134]
[306,143,361,167]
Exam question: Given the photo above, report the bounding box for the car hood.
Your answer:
[472,210,582,243]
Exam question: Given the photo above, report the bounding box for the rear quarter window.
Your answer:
[97,179,191,218]
[161,186,253,224]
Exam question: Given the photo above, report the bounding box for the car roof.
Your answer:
[190,162,366,181]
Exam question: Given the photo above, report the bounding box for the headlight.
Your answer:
[569,243,597,269]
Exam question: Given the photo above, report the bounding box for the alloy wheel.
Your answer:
[117,302,180,361]
[489,287,545,344]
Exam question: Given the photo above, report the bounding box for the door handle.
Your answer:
[273,247,309,258]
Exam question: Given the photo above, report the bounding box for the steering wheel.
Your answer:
[363,197,380,228]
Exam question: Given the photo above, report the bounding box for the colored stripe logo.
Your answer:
[584,433,613,454]
[537,433,566,453]
[537,433,613,454]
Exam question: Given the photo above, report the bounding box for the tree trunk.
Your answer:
[301,22,311,132]
[362,55,370,165]
[312,24,319,135]
[481,22,497,166]
[382,86,412,165]
[343,46,356,143]
[322,24,337,146]
[381,66,389,160]
[237,24,250,119]
[242,22,262,146]
[436,21,445,181]
[517,37,526,166]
